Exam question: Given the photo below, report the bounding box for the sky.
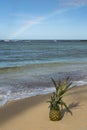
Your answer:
[0,0,87,40]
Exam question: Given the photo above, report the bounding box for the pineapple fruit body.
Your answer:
[49,109,62,121]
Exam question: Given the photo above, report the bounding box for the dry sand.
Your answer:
[0,85,87,130]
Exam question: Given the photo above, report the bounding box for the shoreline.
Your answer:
[0,79,87,107]
[0,85,87,130]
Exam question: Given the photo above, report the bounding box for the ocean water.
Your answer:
[0,40,87,106]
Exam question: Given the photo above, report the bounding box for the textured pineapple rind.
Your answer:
[49,110,62,121]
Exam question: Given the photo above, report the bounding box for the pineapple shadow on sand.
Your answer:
[61,102,80,119]
[48,77,80,121]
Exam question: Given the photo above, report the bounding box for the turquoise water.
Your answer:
[0,40,87,105]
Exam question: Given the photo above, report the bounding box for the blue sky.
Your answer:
[0,0,87,40]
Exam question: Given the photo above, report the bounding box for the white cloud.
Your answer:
[8,7,72,39]
[9,16,45,39]
[59,0,87,7]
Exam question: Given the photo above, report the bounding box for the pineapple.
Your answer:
[49,110,61,121]
[48,77,72,121]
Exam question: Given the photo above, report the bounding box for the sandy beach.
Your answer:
[0,85,87,130]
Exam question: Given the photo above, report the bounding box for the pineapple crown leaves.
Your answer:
[51,77,72,98]
[48,77,72,114]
